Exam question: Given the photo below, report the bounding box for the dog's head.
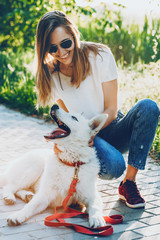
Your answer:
[44,104,107,145]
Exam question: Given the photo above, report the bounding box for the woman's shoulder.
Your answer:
[88,45,113,64]
[79,41,114,67]
[86,43,117,79]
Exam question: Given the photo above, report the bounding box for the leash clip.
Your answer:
[73,163,80,182]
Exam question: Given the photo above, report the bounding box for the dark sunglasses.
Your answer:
[49,39,72,54]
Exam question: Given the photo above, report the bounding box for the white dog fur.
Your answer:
[0,105,107,227]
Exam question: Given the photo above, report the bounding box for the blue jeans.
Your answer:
[94,99,160,180]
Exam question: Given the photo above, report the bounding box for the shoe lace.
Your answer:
[125,181,143,200]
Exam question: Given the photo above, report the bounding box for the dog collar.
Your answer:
[54,144,85,167]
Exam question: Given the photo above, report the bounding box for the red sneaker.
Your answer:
[119,180,145,208]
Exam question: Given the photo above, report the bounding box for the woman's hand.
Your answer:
[88,136,95,147]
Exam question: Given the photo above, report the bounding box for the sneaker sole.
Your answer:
[119,194,145,209]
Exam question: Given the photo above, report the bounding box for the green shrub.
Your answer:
[0,50,51,117]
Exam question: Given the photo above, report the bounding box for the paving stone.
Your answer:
[150,199,160,206]
[114,207,154,221]
[140,187,160,196]
[145,207,160,215]
[145,194,160,202]
[92,231,143,240]
[137,235,160,240]
[2,233,36,240]
[1,104,160,240]
[0,222,45,236]
[140,215,160,226]
[113,220,148,233]
[134,224,160,237]
[100,194,119,202]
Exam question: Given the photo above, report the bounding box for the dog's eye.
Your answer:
[71,116,78,122]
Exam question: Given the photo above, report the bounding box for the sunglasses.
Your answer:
[49,39,73,54]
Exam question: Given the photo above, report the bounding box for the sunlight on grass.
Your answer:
[118,60,160,113]
[118,61,160,160]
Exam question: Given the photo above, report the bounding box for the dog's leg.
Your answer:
[7,188,56,226]
[16,190,34,203]
[85,188,105,228]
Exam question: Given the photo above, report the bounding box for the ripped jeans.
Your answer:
[94,99,160,180]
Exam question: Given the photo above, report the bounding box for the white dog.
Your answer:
[0,104,107,227]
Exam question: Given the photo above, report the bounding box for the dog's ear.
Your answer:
[89,114,107,136]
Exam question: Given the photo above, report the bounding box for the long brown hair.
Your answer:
[35,10,106,106]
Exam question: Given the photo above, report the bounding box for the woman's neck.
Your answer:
[60,63,73,77]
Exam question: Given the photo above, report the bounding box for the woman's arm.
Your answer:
[101,79,118,129]
[88,79,118,147]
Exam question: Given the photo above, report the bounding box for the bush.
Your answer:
[0,51,36,114]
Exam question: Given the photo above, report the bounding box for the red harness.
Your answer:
[44,144,123,236]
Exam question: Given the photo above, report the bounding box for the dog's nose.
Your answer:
[51,104,59,111]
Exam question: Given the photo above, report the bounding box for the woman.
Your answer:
[35,10,160,208]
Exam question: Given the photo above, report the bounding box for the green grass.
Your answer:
[118,60,160,112]
[118,61,160,160]
[78,15,160,65]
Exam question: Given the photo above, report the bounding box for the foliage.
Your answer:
[0,0,94,51]
[118,61,160,112]
[0,0,159,64]
[0,0,159,159]
[79,13,160,64]
[0,50,50,116]
[0,0,52,50]
[0,50,36,114]
[118,61,160,160]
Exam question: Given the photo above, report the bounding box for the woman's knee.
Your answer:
[137,99,159,120]
[94,136,126,180]
[99,153,126,180]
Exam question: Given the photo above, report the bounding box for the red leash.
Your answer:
[44,145,123,236]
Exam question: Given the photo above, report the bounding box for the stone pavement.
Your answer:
[0,104,160,240]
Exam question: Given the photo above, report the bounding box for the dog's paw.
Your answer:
[89,214,106,228]
[7,213,25,226]
[4,195,16,205]
[24,192,34,203]
[15,190,34,203]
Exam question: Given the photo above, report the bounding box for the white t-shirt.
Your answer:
[51,48,118,119]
